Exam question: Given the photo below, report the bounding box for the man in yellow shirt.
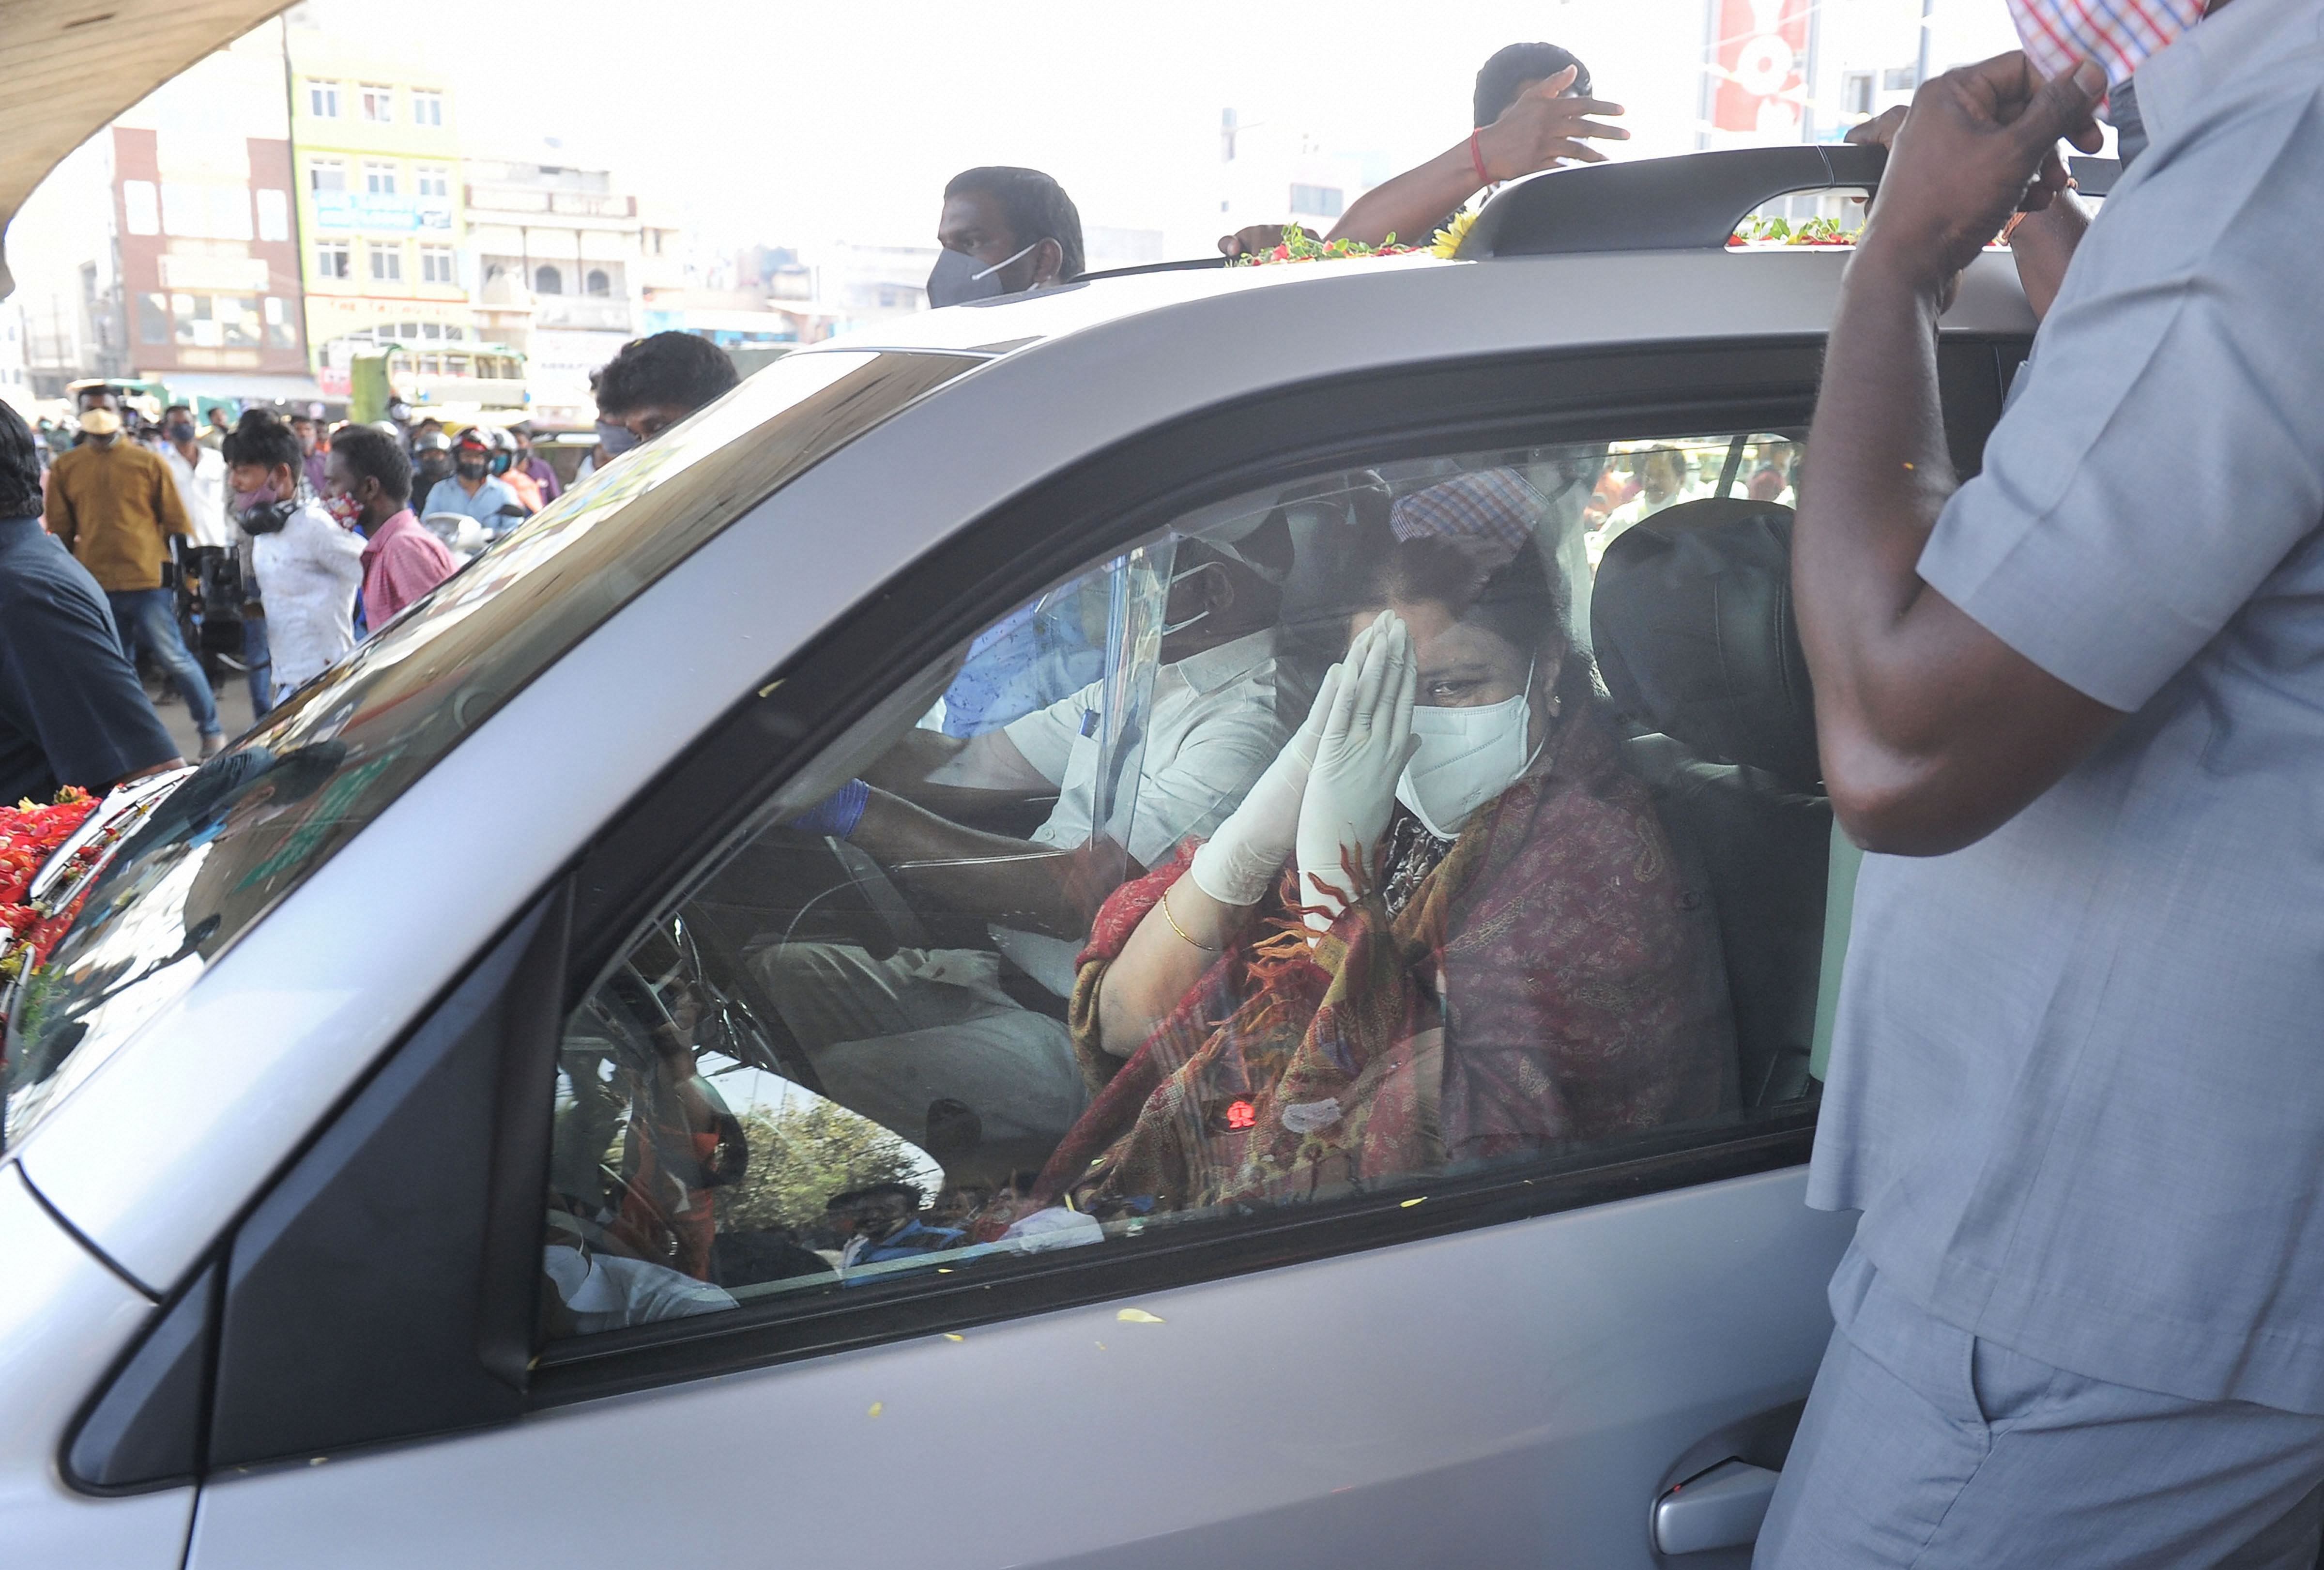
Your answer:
[45,388,223,756]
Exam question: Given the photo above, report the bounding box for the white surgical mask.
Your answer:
[1395,658,1541,840]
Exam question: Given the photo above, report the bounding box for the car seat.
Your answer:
[1591,497,1829,1107]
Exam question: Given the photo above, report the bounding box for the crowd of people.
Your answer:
[0,323,749,803]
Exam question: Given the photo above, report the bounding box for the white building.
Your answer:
[464,147,684,424]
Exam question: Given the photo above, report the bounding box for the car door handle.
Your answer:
[1652,1459,1781,1555]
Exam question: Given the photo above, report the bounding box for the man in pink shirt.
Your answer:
[324,425,457,631]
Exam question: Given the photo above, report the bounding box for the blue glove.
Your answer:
[788,778,870,839]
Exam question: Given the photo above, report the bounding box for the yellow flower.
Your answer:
[1430,209,1480,260]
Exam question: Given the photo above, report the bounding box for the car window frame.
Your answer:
[520,334,2020,1405]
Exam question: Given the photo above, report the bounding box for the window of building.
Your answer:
[369,242,404,283]
[263,294,294,350]
[122,180,160,237]
[410,89,444,127]
[1843,72,1875,117]
[585,268,611,297]
[534,264,564,295]
[309,158,346,195]
[421,245,457,285]
[361,84,395,123]
[415,165,452,200]
[159,183,252,242]
[364,161,399,197]
[315,239,352,279]
[1289,183,1345,218]
[1882,66,1918,91]
[307,79,341,118]
[255,188,290,243]
[420,321,443,341]
[137,293,169,345]
[538,424,1823,1347]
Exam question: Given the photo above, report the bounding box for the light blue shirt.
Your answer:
[1812,0,2324,1414]
[421,474,523,534]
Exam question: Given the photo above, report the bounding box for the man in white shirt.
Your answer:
[759,520,1305,1179]
[158,403,229,550]
[220,413,364,707]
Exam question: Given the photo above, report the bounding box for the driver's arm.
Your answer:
[859,725,1055,819]
[846,790,1104,940]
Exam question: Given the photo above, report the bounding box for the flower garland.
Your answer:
[1237,226,1420,266]
[0,789,100,977]
[1728,214,1860,247]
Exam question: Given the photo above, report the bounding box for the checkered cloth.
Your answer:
[2006,0,2208,86]
[1388,469,1545,568]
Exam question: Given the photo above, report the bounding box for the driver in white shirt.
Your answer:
[759,518,1306,1181]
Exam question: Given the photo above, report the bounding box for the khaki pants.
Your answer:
[756,941,1088,1186]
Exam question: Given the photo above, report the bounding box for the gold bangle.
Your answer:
[1160,882,1223,953]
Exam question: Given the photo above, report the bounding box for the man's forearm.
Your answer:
[2008,192,2089,319]
[849,789,1085,937]
[1329,144,1473,247]
[1793,246,1961,813]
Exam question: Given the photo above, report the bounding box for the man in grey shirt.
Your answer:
[1761,1,2324,1564]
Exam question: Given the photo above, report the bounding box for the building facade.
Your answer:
[465,150,684,423]
[7,23,317,407]
[284,24,486,404]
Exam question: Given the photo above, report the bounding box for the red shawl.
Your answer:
[1029,714,1736,1218]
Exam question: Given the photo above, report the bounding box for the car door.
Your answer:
[144,337,2019,1570]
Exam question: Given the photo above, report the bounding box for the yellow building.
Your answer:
[285,26,516,409]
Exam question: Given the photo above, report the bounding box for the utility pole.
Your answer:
[1917,0,1937,89]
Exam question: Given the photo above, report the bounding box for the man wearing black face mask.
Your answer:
[422,429,524,539]
[927,167,1085,309]
[158,404,229,551]
[411,431,455,497]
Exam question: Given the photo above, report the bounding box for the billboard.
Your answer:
[1711,0,1814,142]
[311,191,454,232]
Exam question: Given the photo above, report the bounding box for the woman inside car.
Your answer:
[1014,492,1736,1221]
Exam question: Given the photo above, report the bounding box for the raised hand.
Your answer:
[1188,662,1344,907]
[1294,613,1419,935]
[1862,52,2105,294]
[1475,65,1629,179]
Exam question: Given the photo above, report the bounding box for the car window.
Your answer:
[0,348,978,1152]
[542,428,1828,1343]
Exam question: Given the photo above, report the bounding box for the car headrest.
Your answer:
[1590,497,1820,791]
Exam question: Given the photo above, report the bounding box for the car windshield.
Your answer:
[0,348,979,1151]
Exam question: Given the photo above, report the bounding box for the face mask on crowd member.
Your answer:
[930,170,1079,308]
[926,241,1040,308]
[2005,0,2209,166]
[227,464,297,536]
[453,435,491,481]
[594,418,639,459]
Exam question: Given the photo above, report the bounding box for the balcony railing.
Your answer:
[531,296,634,331]
[465,185,638,219]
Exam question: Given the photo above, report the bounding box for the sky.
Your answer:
[302,0,2025,261]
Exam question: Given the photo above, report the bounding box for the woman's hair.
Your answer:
[1343,528,1602,724]
[220,409,303,476]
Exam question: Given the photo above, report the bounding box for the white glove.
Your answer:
[1294,612,1417,935]
[1188,663,1344,907]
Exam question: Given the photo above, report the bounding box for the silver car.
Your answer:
[1,149,2055,1568]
